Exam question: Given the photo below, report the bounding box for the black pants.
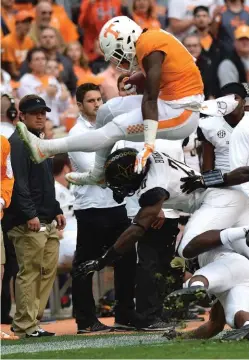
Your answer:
[72,206,136,328]
[1,231,18,323]
[136,218,179,321]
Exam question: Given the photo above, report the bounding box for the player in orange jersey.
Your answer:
[17,16,238,186]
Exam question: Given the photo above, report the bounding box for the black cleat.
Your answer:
[221,324,249,341]
[167,286,208,304]
[77,320,115,334]
[26,328,55,338]
[140,320,176,332]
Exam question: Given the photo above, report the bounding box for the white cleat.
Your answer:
[16,122,49,163]
[65,172,106,186]
[200,94,238,117]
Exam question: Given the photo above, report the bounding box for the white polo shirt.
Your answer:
[229,113,249,197]
[68,115,125,210]
[0,122,15,139]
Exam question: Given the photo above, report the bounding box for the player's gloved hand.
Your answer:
[134,144,154,174]
[180,174,206,194]
[72,259,103,279]
[181,169,225,194]
[72,246,122,279]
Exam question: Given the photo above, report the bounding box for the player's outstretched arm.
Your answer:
[134,51,165,173]
[181,166,249,194]
[225,166,249,186]
[72,196,167,279]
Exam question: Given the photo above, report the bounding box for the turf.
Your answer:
[2,334,249,359]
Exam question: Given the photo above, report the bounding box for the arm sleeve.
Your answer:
[217,60,239,87]
[0,138,14,209]
[10,138,37,220]
[229,125,249,197]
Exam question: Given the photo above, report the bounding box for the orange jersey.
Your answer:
[0,136,14,219]
[1,32,34,68]
[136,29,204,101]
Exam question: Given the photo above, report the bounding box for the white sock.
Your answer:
[243,321,249,327]
[230,238,249,260]
[40,122,123,157]
[91,146,113,179]
[189,280,205,287]
[220,227,249,246]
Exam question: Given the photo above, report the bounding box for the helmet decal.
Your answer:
[104,24,119,39]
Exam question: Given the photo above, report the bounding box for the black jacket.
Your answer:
[3,130,62,232]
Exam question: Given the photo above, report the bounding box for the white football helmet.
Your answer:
[99,16,143,73]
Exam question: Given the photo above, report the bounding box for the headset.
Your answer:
[1,93,18,121]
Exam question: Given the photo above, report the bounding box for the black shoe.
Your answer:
[26,328,55,338]
[221,324,249,341]
[77,319,115,334]
[167,286,208,304]
[140,319,175,332]
[1,315,13,324]
[115,309,147,330]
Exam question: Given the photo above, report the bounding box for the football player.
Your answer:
[164,247,249,341]
[16,16,238,184]
[71,148,249,281]
[198,82,247,175]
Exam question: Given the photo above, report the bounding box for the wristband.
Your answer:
[202,169,225,188]
[143,119,158,147]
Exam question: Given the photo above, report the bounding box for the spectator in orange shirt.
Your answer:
[123,0,161,29]
[1,11,34,80]
[65,42,103,87]
[78,0,122,64]
[1,0,17,37]
[29,1,79,46]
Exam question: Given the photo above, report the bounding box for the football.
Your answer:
[125,71,146,94]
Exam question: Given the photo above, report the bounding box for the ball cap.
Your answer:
[15,10,33,23]
[235,25,249,40]
[19,97,51,113]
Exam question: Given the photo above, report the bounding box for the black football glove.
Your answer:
[72,246,122,280]
[181,170,225,194]
[180,175,206,194]
[72,259,103,279]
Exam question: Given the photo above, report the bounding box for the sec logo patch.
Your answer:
[217,130,226,138]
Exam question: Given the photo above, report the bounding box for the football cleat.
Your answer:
[65,172,105,186]
[16,122,50,164]
[167,286,208,304]
[221,324,249,341]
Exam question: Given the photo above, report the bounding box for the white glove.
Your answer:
[134,144,154,174]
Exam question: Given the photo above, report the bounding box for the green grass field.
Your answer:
[2,333,249,359]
